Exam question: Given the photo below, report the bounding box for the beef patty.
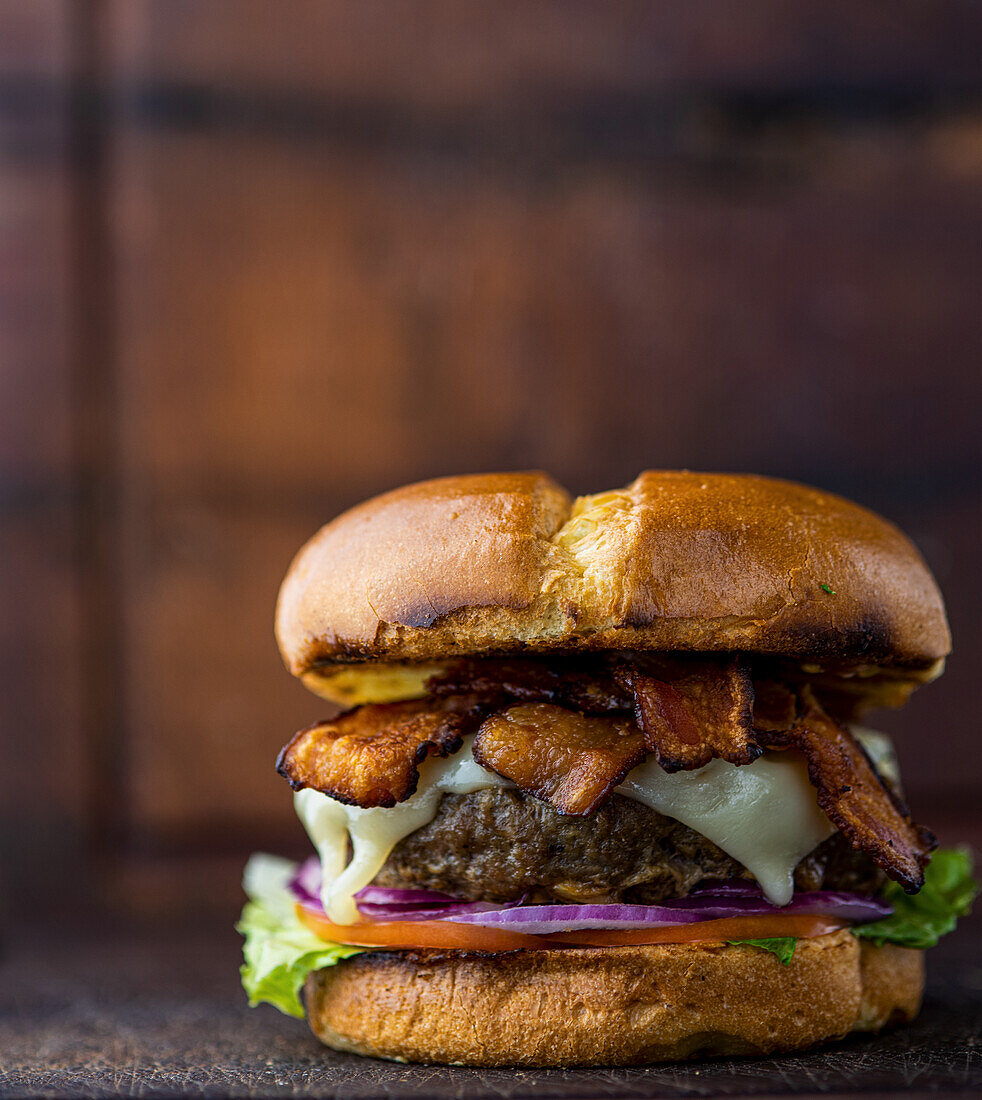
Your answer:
[373,787,884,903]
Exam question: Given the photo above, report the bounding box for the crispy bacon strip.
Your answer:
[619,657,760,771]
[427,659,631,715]
[472,703,646,816]
[276,700,481,808]
[756,687,935,892]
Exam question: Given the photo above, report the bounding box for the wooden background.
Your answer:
[3,1,981,916]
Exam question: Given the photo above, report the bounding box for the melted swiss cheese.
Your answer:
[614,754,831,906]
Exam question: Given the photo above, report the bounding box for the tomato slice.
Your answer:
[297,904,551,950]
[296,904,846,951]
[542,914,846,946]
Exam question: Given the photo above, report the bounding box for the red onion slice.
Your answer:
[289,858,892,931]
[355,884,469,907]
[287,857,323,908]
[439,891,892,933]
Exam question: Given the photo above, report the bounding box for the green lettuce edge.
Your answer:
[237,854,365,1019]
[727,937,797,965]
[853,845,977,949]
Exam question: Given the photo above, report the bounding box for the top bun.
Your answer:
[276,471,949,690]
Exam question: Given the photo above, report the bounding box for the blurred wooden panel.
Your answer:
[881,497,982,800]
[0,0,69,70]
[108,1,982,99]
[534,144,982,491]
[0,4,74,480]
[0,1,86,899]
[0,514,85,816]
[111,134,588,501]
[121,504,327,838]
[0,167,77,478]
[110,131,982,500]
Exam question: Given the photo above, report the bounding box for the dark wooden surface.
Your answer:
[2,909,980,1099]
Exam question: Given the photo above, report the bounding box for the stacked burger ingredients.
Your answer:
[240,471,975,1067]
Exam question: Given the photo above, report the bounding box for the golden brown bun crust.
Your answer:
[304,933,923,1067]
[276,471,950,678]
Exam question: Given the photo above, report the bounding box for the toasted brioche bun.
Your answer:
[276,471,949,702]
[304,933,923,1067]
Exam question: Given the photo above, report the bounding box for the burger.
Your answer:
[238,471,975,1066]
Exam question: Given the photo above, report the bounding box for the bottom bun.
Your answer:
[304,932,923,1067]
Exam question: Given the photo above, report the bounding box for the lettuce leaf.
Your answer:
[853,846,977,949]
[237,853,365,1018]
[727,937,797,965]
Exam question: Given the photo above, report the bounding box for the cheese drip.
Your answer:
[614,755,832,906]
[294,736,512,924]
[295,727,894,924]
